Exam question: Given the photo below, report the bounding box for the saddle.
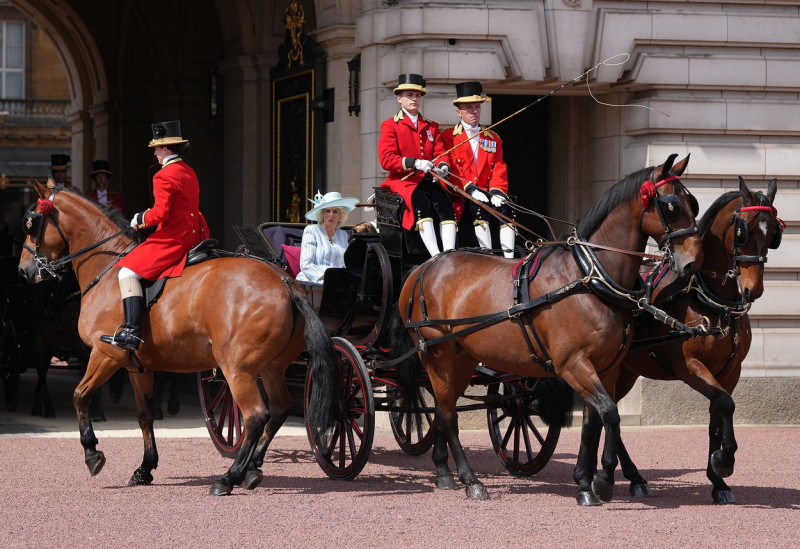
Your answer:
[142,239,221,308]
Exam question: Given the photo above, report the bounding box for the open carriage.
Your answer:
[197,188,570,480]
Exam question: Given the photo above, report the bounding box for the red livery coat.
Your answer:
[117,158,209,280]
[378,109,443,230]
[435,123,508,221]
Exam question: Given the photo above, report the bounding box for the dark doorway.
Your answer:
[491,94,550,238]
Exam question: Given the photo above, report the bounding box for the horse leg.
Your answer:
[430,410,458,490]
[32,353,56,417]
[708,401,737,504]
[88,389,107,422]
[428,357,487,499]
[574,402,603,506]
[614,432,650,497]
[126,370,159,485]
[73,356,121,476]
[209,375,269,496]
[568,374,620,506]
[245,368,292,490]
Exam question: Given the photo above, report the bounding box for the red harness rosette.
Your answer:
[640,175,681,210]
[37,198,55,215]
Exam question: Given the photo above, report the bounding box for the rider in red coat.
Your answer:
[435,81,516,257]
[378,74,456,257]
[101,120,209,351]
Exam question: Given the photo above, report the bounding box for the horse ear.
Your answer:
[31,178,49,199]
[652,153,678,182]
[767,178,778,205]
[738,176,754,203]
[672,153,690,176]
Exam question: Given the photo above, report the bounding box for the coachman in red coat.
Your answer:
[100,120,210,351]
[378,74,456,257]
[435,81,516,257]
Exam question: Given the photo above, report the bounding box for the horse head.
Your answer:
[18,180,71,283]
[727,176,782,302]
[18,180,131,285]
[639,153,703,277]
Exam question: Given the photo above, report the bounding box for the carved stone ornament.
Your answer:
[563,0,582,7]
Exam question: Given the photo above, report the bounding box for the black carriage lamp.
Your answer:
[347,54,361,117]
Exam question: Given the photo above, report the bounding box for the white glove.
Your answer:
[413,159,434,173]
[490,194,506,207]
[433,164,449,179]
[130,211,145,230]
[471,189,489,203]
[130,216,139,229]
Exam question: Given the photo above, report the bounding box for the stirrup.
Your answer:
[99,325,142,351]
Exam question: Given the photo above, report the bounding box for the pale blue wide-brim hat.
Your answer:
[305,190,360,221]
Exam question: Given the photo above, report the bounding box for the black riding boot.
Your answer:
[100,296,143,351]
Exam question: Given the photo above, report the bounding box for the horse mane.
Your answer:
[59,187,136,236]
[575,165,652,240]
[697,190,740,236]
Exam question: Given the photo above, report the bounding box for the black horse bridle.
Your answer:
[726,197,783,274]
[642,174,701,249]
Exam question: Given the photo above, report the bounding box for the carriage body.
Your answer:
[199,187,567,479]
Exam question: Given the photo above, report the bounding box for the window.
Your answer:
[1,20,25,98]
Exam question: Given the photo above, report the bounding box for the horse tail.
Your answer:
[289,290,340,438]
[538,377,575,427]
[385,303,423,416]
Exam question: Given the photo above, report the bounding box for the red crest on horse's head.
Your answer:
[640,180,656,209]
[37,198,54,215]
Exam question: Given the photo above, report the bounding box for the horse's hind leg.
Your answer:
[707,401,737,504]
[31,353,55,418]
[127,370,159,486]
[209,374,269,496]
[430,410,457,490]
[245,367,292,490]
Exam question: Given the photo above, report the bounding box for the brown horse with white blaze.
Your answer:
[588,177,782,505]
[18,181,340,495]
[394,154,703,501]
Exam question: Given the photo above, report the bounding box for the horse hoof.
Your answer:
[710,450,734,478]
[465,483,489,500]
[629,481,651,498]
[576,490,602,506]
[712,489,736,504]
[209,481,233,496]
[128,468,154,486]
[85,452,106,476]
[434,475,459,491]
[243,468,264,490]
[592,475,614,502]
[153,408,164,421]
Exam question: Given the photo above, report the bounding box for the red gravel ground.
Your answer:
[1,426,798,548]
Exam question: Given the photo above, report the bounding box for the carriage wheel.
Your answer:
[486,378,563,477]
[305,337,374,481]
[387,381,435,456]
[197,369,244,459]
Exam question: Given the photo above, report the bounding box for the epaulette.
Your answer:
[452,122,464,135]
[393,109,405,123]
[481,129,498,139]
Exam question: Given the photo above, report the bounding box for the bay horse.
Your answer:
[394,154,703,501]
[587,177,782,504]
[17,181,340,495]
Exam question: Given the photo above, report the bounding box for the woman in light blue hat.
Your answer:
[296,190,359,283]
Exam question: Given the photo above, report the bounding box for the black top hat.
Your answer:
[50,154,70,170]
[148,120,189,148]
[453,81,489,105]
[90,160,112,178]
[393,74,427,95]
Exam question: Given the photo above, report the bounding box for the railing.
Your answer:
[0,99,70,121]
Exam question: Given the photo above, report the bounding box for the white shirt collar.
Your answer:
[161,153,179,166]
